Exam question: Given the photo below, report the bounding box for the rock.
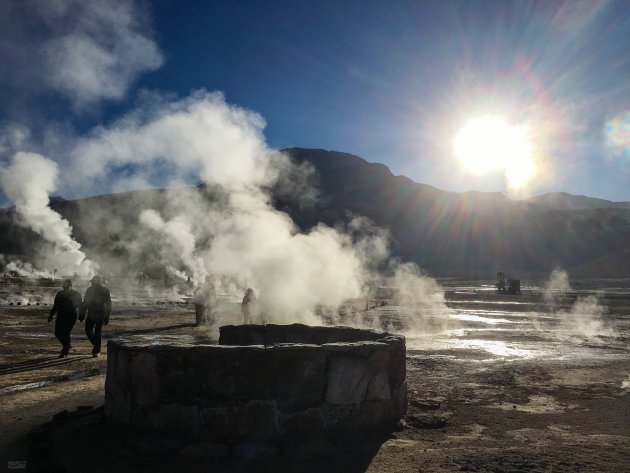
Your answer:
[406,413,450,429]
[105,326,407,441]
[235,401,280,440]
[391,382,408,417]
[131,352,159,406]
[201,401,279,441]
[150,404,199,436]
[367,372,391,401]
[219,325,266,345]
[410,399,441,410]
[326,355,371,405]
[279,407,326,438]
[266,344,327,408]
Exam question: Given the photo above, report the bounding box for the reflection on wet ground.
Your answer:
[355,278,630,363]
[400,294,629,362]
[1,277,629,366]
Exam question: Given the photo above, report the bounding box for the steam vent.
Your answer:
[105,324,407,444]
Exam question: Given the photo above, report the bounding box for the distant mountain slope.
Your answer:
[1,148,629,278]
[526,192,630,210]
[280,149,630,277]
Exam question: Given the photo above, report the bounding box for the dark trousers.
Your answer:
[55,317,76,355]
[85,317,104,355]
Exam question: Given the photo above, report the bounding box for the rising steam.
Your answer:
[139,209,206,283]
[62,90,446,324]
[0,152,96,277]
[0,0,446,326]
[64,91,405,322]
[543,267,571,309]
[543,268,611,339]
[391,262,448,332]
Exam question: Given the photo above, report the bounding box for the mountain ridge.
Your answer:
[1,148,628,278]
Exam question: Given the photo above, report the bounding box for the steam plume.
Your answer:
[543,267,571,309]
[543,268,611,339]
[0,152,96,276]
[139,209,206,283]
[61,90,445,324]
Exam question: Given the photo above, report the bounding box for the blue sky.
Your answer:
[1,0,629,203]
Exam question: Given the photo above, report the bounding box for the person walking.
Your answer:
[79,275,111,357]
[48,279,82,358]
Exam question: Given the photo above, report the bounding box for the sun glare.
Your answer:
[453,115,536,191]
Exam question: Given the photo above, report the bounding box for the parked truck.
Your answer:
[496,272,521,294]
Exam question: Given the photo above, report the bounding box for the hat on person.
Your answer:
[91,275,101,284]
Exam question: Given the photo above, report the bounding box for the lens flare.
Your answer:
[605,111,630,160]
[453,115,537,191]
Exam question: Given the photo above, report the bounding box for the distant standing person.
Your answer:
[194,276,216,325]
[241,288,258,324]
[79,275,111,357]
[48,279,82,358]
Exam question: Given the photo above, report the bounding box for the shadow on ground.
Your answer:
[26,406,390,473]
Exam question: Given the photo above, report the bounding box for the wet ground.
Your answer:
[0,278,628,472]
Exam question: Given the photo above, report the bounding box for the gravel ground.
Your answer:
[0,279,628,472]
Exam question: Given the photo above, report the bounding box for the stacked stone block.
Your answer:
[105,324,406,442]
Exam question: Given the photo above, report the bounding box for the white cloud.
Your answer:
[552,0,609,32]
[0,0,163,109]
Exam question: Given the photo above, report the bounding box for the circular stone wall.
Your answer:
[105,324,407,442]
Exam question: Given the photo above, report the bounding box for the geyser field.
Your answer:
[0,84,628,473]
[1,1,629,471]
[0,275,628,472]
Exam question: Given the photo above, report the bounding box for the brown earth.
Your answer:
[0,288,628,473]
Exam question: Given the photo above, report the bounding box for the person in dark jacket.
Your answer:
[194,276,216,326]
[241,288,259,324]
[48,279,82,358]
[79,275,111,357]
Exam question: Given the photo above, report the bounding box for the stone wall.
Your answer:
[105,324,406,443]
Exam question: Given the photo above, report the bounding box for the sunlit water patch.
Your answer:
[372,298,628,362]
[454,339,535,358]
[450,312,524,325]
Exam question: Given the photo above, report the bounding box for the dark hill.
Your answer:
[526,192,630,211]
[1,148,629,278]
[280,149,630,277]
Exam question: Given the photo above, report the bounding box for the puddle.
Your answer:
[454,339,534,358]
[0,380,54,394]
[450,313,519,325]
[3,332,55,339]
[0,366,106,395]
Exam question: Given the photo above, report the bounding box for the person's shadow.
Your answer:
[0,355,93,376]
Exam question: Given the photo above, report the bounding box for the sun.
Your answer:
[453,115,536,190]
